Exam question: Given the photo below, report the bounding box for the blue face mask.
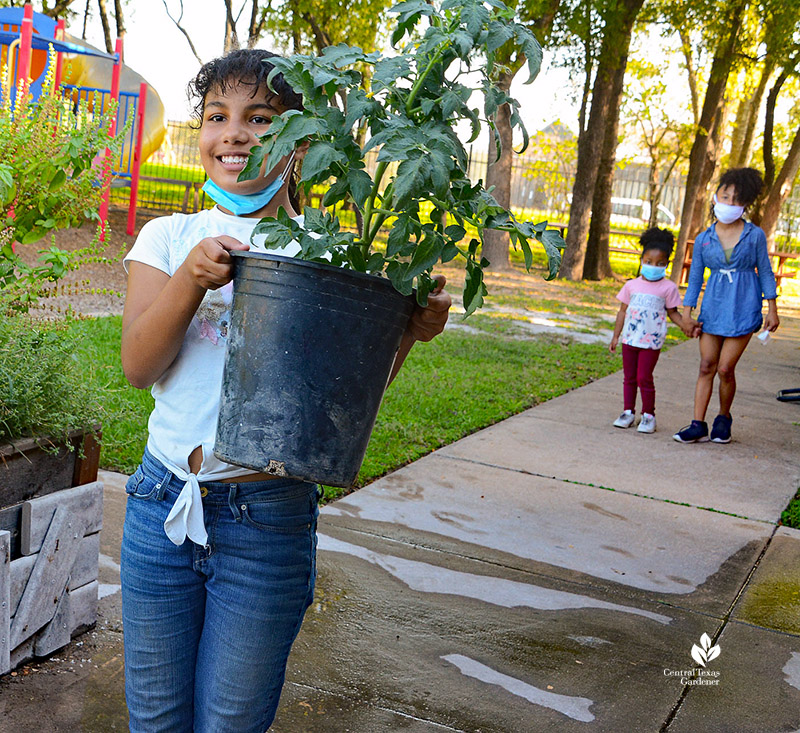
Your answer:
[202,153,295,216]
[641,264,667,281]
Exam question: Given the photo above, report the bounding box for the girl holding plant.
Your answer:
[119,48,451,732]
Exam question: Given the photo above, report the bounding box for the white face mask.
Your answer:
[713,194,744,225]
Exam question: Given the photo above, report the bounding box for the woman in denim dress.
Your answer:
[674,167,779,444]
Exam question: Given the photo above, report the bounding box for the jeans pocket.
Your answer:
[125,466,158,501]
[239,487,316,534]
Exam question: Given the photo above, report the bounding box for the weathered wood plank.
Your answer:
[0,530,10,675]
[0,428,101,511]
[10,506,86,649]
[0,503,22,559]
[69,580,98,635]
[33,585,70,657]
[10,532,100,617]
[9,636,34,670]
[20,481,102,556]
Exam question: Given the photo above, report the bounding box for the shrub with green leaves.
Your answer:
[244,0,564,315]
[0,315,104,445]
[0,49,124,312]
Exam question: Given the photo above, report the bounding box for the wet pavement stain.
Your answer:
[582,502,628,521]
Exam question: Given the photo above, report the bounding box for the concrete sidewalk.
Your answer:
[1,320,799,732]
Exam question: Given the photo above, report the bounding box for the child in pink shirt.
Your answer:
[609,228,691,433]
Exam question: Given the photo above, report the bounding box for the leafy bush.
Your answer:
[245,0,564,315]
[0,49,124,312]
[0,315,104,445]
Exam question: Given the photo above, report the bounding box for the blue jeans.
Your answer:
[120,448,320,732]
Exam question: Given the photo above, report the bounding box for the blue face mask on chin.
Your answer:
[202,153,295,216]
[641,264,667,281]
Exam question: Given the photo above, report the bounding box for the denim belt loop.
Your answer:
[227,485,242,522]
[155,467,172,501]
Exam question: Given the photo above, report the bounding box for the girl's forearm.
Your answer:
[767,298,778,314]
[122,266,207,389]
[388,331,415,385]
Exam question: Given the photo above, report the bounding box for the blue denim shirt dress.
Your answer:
[683,221,777,337]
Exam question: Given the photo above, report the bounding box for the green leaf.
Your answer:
[322,178,349,207]
[301,142,347,181]
[347,244,369,272]
[445,224,466,241]
[48,169,67,191]
[486,20,514,53]
[386,260,414,295]
[392,153,428,205]
[387,214,417,257]
[373,56,412,90]
[541,229,565,280]
[462,1,490,39]
[347,169,374,208]
[366,252,385,271]
[405,232,442,282]
[462,257,488,317]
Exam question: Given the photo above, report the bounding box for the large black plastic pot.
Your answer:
[214,251,416,487]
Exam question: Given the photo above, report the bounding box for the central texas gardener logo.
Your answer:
[691,633,721,667]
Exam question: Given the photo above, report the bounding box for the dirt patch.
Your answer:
[14,207,158,317]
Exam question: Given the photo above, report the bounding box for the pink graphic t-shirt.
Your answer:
[616,276,681,349]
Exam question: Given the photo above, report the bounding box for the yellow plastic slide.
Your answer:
[58,33,166,170]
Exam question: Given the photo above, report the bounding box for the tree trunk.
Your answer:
[558,0,644,280]
[223,0,239,52]
[688,101,728,237]
[671,2,745,283]
[760,125,800,247]
[733,60,773,168]
[647,156,660,229]
[482,72,515,271]
[96,0,113,53]
[113,0,125,39]
[248,0,265,47]
[584,50,629,281]
[678,29,700,125]
[82,0,91,39]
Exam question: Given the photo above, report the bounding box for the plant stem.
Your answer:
[406,46,446,115]
[360,160,388,256]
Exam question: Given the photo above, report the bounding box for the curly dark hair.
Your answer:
[716,167,763,207]
[640,227,674,257]
[188,49,305,212]
[187,49,303,122]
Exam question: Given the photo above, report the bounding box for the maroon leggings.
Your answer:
[621,343,661,414]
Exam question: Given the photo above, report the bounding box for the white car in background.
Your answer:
[610,197,676,227]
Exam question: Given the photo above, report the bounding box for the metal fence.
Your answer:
[121,121,798,248]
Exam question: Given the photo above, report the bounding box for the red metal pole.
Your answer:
[99,37,123,241]
[127,82,147,235]
[53,18,65,92]
[16,3,33,93]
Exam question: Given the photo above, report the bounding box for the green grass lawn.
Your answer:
[70,315,618,500]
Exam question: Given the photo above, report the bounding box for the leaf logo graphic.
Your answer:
[691,633,721,667]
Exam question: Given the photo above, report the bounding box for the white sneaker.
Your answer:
[638,413,656,433]
[613,410,635,428]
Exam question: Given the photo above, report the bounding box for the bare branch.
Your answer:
[162,0,204,66]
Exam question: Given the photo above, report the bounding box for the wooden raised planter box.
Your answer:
[0,428,102,675]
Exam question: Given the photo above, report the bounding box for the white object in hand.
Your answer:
[757,330,771,345]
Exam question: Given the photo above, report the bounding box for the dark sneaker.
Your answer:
[673,420,709,443]
[710,414,733,443]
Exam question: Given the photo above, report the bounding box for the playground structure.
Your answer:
[0,4,166,235]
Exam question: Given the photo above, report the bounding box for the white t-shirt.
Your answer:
[123,205,303,482]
